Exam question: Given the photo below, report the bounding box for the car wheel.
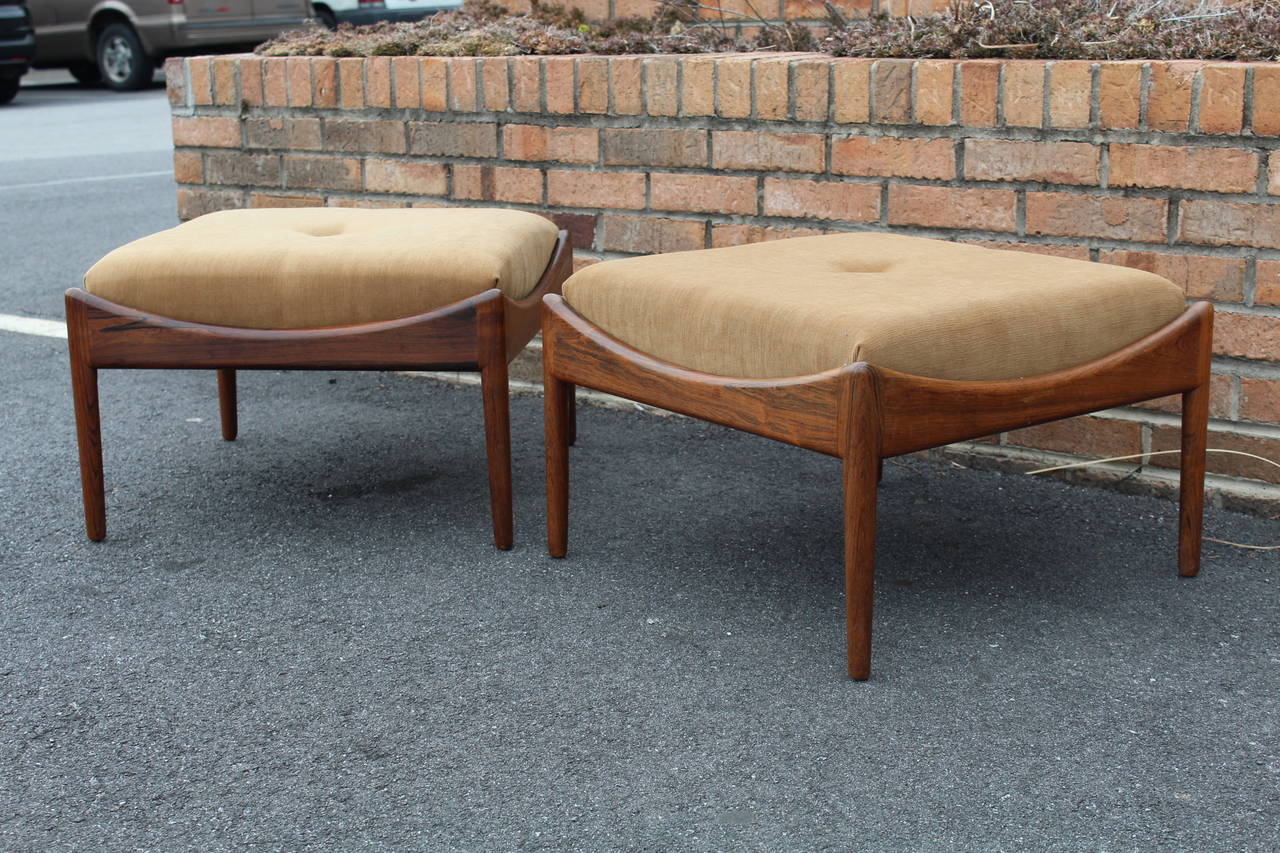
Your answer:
[96,22,155,91]
[68,61,102,85]
[315,6,338,29]
[0,76,19,105]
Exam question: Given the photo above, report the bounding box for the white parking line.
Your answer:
[0,170,171,192]
[0,314,67,339]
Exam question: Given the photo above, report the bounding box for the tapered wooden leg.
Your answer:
[66,300,105,542]
[480,356,513,551]
[544,371,570,559]
[842,367,883,680]
[217,369,238,441]
[565,382,577,447]
[1178,380,1210,578]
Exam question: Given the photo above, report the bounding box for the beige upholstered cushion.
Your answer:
[84,208,560,329]
[562,233,1187,381]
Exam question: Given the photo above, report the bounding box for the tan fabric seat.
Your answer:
[562,233,1187,381]
[84,207,560,329]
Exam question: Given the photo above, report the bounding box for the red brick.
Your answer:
[1196,64,1245,134]
[450,164,541,204]
[1002,62,1045,128]
[792,58,830,121]
[1252,66,1280,136]
[366,57,391,108]
[645,57,679,117]
[504,125,598,164]
[1097,250,1244,302]
[754,57,790,120]
[1098,62,1141,129]
[1026,193,1167,242]
[480,57,510,111]
[711,223,825,248]
[1241,378,1280,425]
[244,117,322,151]
[1048,61,1092,129]
[1110,144,1257,194]
[712,130,824,173]
[1133,374,1232,419]
[603,128,706,168]
[601,216,705,254]
[1255,260,1280,305]
[547,170,646,210]
[650,173,756,215]
[421,57,447,111]
[680,56,716,117]
[338,58,363,110]
[763,178,879,222]
[1150,427,1280,485]
[262,58,287,107]
[718,56,754,119]
[189,57,213,106]
[546,212,596,252]
[959,61,999,126]
[832,59,871,123]
[913,60,953,125]
[872,59,912,123]
[1178,200,1280,249]
[248,193,324,209]
[407,122,497,158]
[962,240,1091,261]
[832,136,954,180]
[165,57,187,106]
[310,59,337,109]
[577,57,607,114]
[206,152,281,187]
[964,140,1098,184]
[1147,61,1200,133]
[889,185,1016,232]
[1212,312,1280,361]
[239,57,263,108]
[284,156,360,191]
[285,58,311,107]
[173,151,203,185]
[177,188,243,220]
[211,57,237,106]
[610,57,643,116]
[544,57,574,114]
[392,56,418,109]
[1007,415,1143,459]
[449,58,479,112]
[512,57,541,113]
[365,160,449,196]
[324,119,405,154]
[172,116,240,148]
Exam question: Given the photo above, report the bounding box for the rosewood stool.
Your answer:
[66,207,571,547]
[540,233,1212,680]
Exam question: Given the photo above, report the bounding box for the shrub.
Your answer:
[256,0,1280,62]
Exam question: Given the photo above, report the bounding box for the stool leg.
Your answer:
[480,355,513,551]
[842,367,883,680]
[217,369,238,441]
[66,305,105,542]
[545,373,570,559]
[1178,380,1210,578]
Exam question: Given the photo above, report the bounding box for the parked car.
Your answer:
[312,0,459,30]
[30,0,316,91]
[0,0,33,104]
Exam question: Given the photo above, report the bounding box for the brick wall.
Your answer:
[168,53,1280,511]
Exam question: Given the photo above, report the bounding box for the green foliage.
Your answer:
[256,0,1280,61]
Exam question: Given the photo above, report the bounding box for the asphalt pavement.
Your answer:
[1,72,1278,853]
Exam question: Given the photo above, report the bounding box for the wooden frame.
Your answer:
[541,294,1214,680]
[66,230,572,548]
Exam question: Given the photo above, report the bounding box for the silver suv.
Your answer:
[31,0,314,91]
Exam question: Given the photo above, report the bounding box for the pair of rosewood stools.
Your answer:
[67,208,1212,679]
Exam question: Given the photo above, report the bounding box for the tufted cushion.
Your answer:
[561,233,1187,382]
[84,208,560,329]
